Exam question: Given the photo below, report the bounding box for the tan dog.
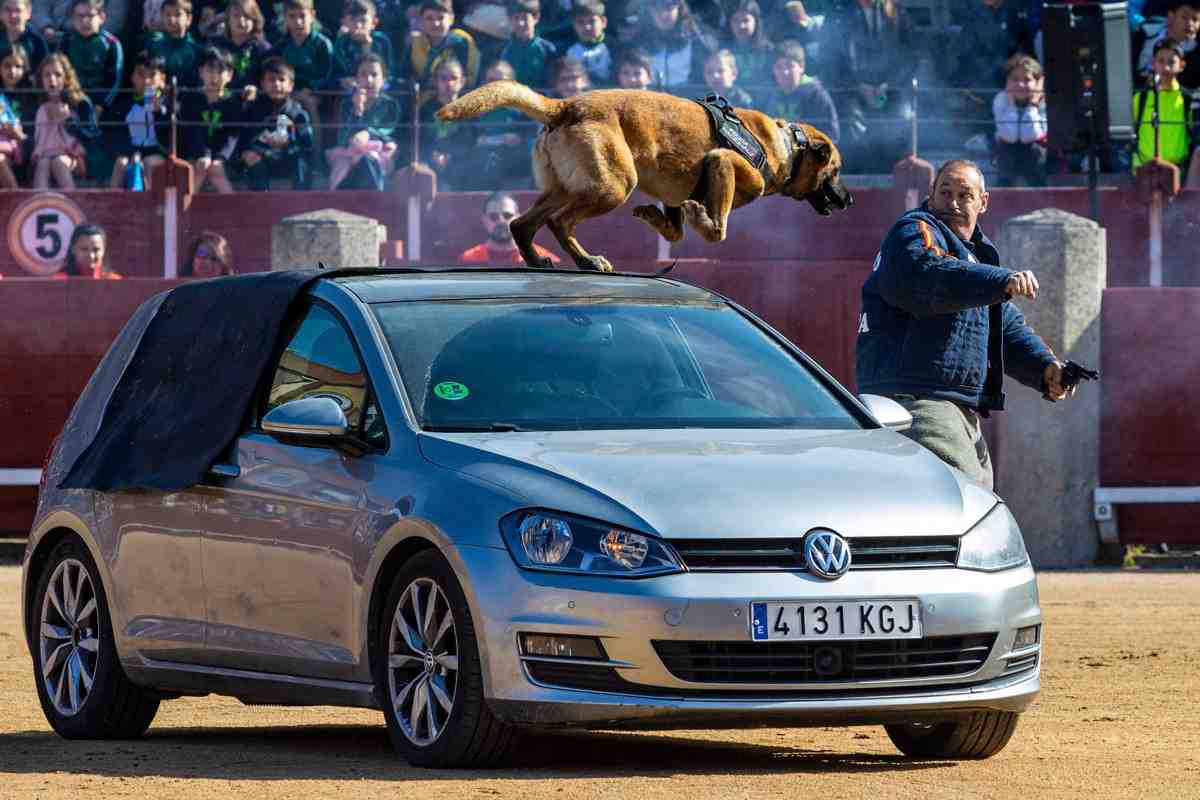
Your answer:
[436,81,852,271]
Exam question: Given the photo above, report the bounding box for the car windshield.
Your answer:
[372,299,862,431]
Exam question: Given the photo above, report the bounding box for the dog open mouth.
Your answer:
[806,177,854,216]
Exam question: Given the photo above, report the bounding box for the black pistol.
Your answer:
[1043,360,1099,401]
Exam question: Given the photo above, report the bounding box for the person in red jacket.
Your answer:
[458,192,560,265]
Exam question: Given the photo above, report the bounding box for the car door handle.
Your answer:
[207,463,241,479]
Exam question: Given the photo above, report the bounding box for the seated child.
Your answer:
[326,53,401,189]
[31,53,102,189]
[238,55,315,189]
[993,52,1048,187]
[1133,40,1191,170]
[271,0,332,142]
[704,49,753,106]
[470,59,531,188]
[58,0,123,114]
[331,0,394,90]
[500,0,556,89]
[418,56,474,189]
[554,54,589,98]
[403,0,479,91]
[213,0,272,100]
[616,47,653,90]
[108,51,168,189]
[722,0,771,89]
[762,40,837,142]
[0,47,30,186]
[0,0,47,73]
[565,0,610,86]
[180,46,243,192]
[144,0,205,87]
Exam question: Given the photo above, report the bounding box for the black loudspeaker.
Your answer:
[1043,2,1135,151]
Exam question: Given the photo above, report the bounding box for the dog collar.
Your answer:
[781,123,809,185]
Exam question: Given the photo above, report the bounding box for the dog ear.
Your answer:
[811,138,831,163]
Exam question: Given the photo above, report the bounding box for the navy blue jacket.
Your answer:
[855,203,1055,411]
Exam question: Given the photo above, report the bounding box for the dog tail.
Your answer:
[435,80,564,126]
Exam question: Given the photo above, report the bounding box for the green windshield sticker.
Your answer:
[434,381,470,401]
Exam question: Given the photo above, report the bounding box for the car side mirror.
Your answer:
[262,396,349,441]
[858,394,913,432]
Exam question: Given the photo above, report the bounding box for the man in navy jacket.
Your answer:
[855,159,1074,490]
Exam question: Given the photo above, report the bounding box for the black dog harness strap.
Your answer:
[695,94,775,185]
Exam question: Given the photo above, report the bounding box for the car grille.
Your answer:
[670,536,959,571]
[652,634,996,684]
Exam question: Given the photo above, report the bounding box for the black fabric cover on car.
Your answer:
[55,270,322,492]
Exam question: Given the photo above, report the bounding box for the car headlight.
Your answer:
[501,510,683,578]
[957,503,1030,572]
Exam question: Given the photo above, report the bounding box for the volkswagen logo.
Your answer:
[803,530,852,580]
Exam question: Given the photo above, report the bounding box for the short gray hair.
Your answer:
[934,159,987,194]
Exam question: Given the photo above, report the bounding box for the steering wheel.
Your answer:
[635,387,709,415]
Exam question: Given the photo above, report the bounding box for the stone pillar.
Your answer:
[271,209,386,270]
[997,209,1105,568]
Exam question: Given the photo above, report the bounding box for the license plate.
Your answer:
[750,599,922,641]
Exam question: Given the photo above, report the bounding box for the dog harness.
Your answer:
[695,93,810,189]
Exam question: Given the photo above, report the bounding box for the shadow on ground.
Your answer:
[0,725,952,780]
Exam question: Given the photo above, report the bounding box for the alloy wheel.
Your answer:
[387,577,459,746]
[39,558,100,717]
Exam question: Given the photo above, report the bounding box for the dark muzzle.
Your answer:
[807,176,854,216]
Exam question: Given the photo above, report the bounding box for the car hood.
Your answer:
[417,428,997,539]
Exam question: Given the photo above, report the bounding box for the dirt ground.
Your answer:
[0,567,1196,800]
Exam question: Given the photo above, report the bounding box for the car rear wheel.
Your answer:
[375,550,518,768]
[32,538,160,739]
[884,712,1019,759]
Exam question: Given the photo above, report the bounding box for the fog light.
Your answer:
[1013,625,1040,649]
[519,633,605,660]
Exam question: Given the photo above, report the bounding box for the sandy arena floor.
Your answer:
[0,567,1196,799]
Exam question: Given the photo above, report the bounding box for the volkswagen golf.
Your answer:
[23,269,1042,768]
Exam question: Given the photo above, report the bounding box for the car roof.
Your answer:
[330,268,721,304]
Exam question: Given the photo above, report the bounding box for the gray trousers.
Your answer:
[892,396,994,491]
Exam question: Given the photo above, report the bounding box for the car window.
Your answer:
[373,300,860,431]
[264,303,371,432]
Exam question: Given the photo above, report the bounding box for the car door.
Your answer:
[196,300,388,681]
[108,487,209,663]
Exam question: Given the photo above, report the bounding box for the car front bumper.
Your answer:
[453,544,1042,729]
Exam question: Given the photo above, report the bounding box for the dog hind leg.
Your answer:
[511,191,567,268]
[632,204,684,242]
[547,191,628,272]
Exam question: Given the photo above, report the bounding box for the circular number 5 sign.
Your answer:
[6,193,87,276]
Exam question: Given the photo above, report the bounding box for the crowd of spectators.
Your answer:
[0,0,1195,192]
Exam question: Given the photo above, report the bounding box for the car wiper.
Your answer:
[423,423,528,432]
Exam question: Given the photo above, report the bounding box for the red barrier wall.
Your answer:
[1101,288,1200,545]
[0,186,1195,545]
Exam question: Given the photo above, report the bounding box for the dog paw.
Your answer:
[579,255,613,273]
[526,256,556,269]
[680,199,705,221]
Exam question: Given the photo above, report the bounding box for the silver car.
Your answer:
[23,270,1041,767]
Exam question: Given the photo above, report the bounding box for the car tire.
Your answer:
[884,711,1019,759]
[31,537,160,739]
[375,550,519,768]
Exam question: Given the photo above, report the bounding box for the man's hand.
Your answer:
[1043,361,1074,401]
[1006,270,1039,300]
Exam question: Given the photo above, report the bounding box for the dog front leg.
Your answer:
[632,204,684,242]
[681,151,764,244]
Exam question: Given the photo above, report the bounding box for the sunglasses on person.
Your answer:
[486,211,517,222]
